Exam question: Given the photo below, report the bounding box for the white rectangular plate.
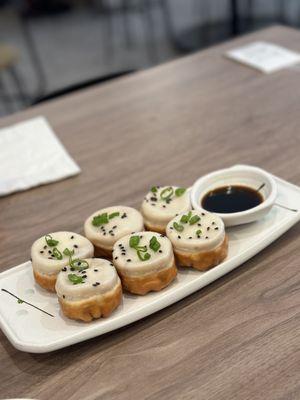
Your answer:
[1,169,300,353]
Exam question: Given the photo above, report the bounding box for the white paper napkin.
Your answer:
[0,116,81,196]
[226,41,300,73]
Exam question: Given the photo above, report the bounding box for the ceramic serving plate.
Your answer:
[0,166,300,353]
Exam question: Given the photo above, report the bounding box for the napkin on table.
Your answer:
[0,116,80,196]
[226,41,300,73]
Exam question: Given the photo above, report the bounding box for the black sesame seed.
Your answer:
[40,250,44,254]
[170,227,173,230]
[150,197,157,202]
[70,267,75,271]
[163,205,166,208]
[127,259,131,262]
[110,263,113,266]
[212,222,215,225]
[94,269,98,272]
[207,227,210,231]
[201,213,205,216]
[48,250,52,254]
[118,244,122,247]
[113,225,117,229]
[63,295,65,299]
[92,283,97,287]
[48,257,52,259]
[71,235,74,239]
[111,233,115,236]
[103,232,106,235]
[159,250,162,253]
[82,275,87,279]
[178,235,181,239]
[160,234,164,237]
[215,227,219,230]
[197,223,201,227]
[114,257,118,260]
[189,237,192,239]
[62,267,67,272]
[74,244,78,248]
[205,236,209,239]
[44,245,47,249]
[122,253,126,256]
[151,203,156,206]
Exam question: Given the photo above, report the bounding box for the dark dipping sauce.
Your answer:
[201,185,264,214]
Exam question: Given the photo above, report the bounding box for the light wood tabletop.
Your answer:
[1,26,300,400]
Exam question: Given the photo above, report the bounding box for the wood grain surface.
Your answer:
[1,26,300,400]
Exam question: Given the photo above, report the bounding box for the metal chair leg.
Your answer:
[0,77,14,113]
[142,0,158,62]
[18,13,47,97]
[8,66,30,106]
[158,0,176,47]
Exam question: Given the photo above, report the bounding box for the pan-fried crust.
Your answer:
[33,270,57,292]
[58,282,122,322]
[118,261,177,295]
[144,221,166,235]
[174,235,228,271]
[94,245,113,259]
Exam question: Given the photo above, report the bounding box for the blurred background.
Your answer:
[1,0,300,116]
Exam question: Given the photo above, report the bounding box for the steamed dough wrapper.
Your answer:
[112,231,177,295]
[84,206,144,258]
[31,231,94,292]
[166,210,228,271]
[141,186,191,234]
[55,258,122,322]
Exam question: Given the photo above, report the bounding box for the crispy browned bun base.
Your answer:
[144,221,166,235]
[58,282,122,322]
[33,270,57,292]
[93,244,113,259]
[175,235,228,271]
[118,261,177,295]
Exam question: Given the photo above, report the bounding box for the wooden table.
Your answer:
[1,26,300,400]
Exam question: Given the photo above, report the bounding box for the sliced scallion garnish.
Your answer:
[45,234,59,247]
[173,222,184,232]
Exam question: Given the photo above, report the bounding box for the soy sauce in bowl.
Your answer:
[202,185,264,214]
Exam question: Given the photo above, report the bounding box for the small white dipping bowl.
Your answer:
[190,165,277,227]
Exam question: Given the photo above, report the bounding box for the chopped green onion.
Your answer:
[196,229,202,236]
[151,186,158,193]
[136,245,147,252]
[137,250,151,261]
[52,247,63,260]
[70,258,89,271]
[109,212,120,219]
[149,236,161,252]
[129,235,140,248]
[17,299,24,304]
[189,215,200,225]
[68,274,85,285]
[180,211,192,224]
[63,248,74,257]
[160,186,174,201]
[173,222,184,232]
[92,213,109,226]
[175,188,186,197]
[45,234,59,247]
